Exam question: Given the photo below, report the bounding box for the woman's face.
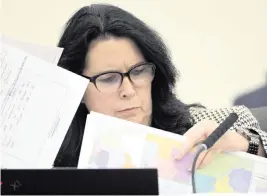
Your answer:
[83,37,153,126]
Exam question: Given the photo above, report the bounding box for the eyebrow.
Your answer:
[92,61,147,76]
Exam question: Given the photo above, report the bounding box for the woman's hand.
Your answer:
[175,120,250,169]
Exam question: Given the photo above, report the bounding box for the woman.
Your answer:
[54,4,267,167]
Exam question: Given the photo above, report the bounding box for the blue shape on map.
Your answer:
[95,150,109,168]
[229,169,252,193]
[142,141,158,166]
[195,174,216,193]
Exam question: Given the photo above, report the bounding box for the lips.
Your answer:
[117,107,140,118]
[118,107,139,112]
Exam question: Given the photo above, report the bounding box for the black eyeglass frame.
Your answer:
[80,62,156,92]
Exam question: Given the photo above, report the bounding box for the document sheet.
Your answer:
[0,42,88,168]
[78,112,267,194]
[1,35,63,64]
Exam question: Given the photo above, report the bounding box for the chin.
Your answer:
[123,116,150,126]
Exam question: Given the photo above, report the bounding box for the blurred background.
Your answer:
[2,0,267,108]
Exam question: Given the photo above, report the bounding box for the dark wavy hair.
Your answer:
[54,4,199,167]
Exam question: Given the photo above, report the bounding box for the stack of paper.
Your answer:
[78,112,267,195]
[0,37,89,168]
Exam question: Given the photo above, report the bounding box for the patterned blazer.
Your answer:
[189,105,267,156]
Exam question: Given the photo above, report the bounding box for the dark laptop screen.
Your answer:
[1,168,159,195]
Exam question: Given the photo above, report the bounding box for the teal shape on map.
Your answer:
[195,173,216,193]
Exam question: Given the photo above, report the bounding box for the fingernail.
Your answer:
[175,154,183,160]
[175,150,184,160]
[172,148,181,160]
[175,154,183,161]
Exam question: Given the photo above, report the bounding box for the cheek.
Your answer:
[138,85,152,112]
[84,86,115,115]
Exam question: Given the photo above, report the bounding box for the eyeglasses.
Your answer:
[81,62,156,93]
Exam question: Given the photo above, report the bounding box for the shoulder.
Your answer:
[188,105,267,156]
[189,105,253,116]
[189,105,261,130]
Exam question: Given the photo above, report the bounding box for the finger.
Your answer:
[197,148,222,169]
[195,150,209,169]
[176,124,206,160]
[206,130,238,153]
[193,131,230,170]
[188,148,221,172]
[187,129,238,172]
[214,130,248,152]
[190,130,233,170]
[188,150,207,171]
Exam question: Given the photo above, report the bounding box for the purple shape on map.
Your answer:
[172,148,194,183]
[95,150,109,168]
[229,169,252,193]
[173,168,192,183]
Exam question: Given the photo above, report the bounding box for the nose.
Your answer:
[119,76,136,99]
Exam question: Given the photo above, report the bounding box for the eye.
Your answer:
[97,73,120,83]
[131,66,145,75]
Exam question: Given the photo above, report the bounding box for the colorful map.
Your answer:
[84,128,266,194]
[195,154,254,193]
[140,133,195,185]
[88,134,136,168]
[140,133,257,193]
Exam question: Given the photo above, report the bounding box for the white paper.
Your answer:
[0,42,89,168]
[78,112,267,195]
[1,35,63,64]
